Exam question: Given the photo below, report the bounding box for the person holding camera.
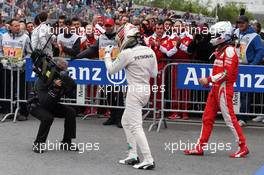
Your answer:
[30,57,78,153]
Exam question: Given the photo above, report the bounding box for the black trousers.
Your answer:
[30,103,76,143]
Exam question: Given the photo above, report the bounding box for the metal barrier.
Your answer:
[0,66,15,121]
[1,58,264,133]
[58,83,159,132]
[0,58,159,126]
[0,62,35,122]
[157,62,264,132]
[60,82,158,123]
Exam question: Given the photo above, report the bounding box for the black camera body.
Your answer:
[31,49,62,87]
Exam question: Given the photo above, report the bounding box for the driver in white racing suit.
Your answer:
[104,23,157,170]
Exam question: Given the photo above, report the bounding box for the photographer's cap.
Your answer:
[237,15,249,23]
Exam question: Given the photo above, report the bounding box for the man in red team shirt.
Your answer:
[93,15,106,40]
[80,24,97,51]
[81,24,97,115]
[164,20,192,120]
[184,22,249,158]
[147,21,169,113]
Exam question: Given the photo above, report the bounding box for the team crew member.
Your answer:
[25,22,34,40]
[77,18,124,128]
[164,20,192,120]
[164,18,173,37]
[31,12,54,57]
[147,21,169,114]
[80,24,96,51]
[184,22,249,158]
[80,24,97,115]
[104,23,157,170]
[72,17,81,35]
[56,19,80,58]
[0,19,31,58]
[94,15,106,40]
[0,18,32,120]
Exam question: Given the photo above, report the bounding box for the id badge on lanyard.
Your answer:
[236,33,247,64]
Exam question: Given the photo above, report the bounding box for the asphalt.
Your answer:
[0,115,263,175]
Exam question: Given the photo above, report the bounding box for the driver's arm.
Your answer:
[104,48,131,75]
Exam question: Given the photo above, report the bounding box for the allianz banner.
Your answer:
[177,63,264,92]
[25,58,127,85]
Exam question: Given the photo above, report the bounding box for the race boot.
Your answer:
[184,144,204,156]
[230,144,249,158]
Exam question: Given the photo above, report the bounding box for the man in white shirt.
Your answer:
[31,12,55,57]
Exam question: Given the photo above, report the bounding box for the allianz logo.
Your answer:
[184,67,264,88]
[30,66,127,85]
[106,69,126,85]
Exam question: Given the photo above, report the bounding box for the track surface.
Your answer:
[0,116,263,175]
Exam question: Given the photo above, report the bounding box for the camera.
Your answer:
[30,49,76,98]
[31,49,62,87]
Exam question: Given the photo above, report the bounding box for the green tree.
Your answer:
[212,3,253,23]
[134,0,212,16]
[134,0,253,23]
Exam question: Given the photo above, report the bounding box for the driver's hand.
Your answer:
[199,78,209,86]
[105,45,114,55]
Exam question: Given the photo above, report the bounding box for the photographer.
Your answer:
[187,25,215,63]
[30,57,78,153]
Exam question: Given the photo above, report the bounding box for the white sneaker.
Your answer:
[119,156,140,165]
[238,120,247,127]
[252,116,264,122]
[133,160,155,170]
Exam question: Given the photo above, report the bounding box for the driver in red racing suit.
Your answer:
[184,43,249,158]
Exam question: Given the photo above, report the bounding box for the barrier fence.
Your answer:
[0,64,33,122]
[0,58,263,133]
[157,60,264,132]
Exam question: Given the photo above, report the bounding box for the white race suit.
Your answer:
[104,45,158,162]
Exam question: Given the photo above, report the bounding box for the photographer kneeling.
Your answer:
[30,57,78,153]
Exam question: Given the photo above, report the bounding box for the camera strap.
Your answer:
[35,24,54,53]
[41,34,54,53]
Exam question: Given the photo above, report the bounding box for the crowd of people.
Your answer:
[0,1,264,126]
